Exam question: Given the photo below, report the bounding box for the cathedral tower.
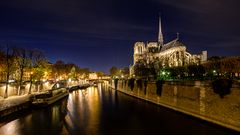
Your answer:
[158,15,164,45]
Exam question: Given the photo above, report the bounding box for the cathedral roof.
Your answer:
[160,38,185,52]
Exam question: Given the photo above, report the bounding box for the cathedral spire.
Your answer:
[176,32,179,39]
[158,14,164,45]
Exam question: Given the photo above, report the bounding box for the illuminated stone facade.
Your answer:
[130,17,207,76]
[89,72,98,80]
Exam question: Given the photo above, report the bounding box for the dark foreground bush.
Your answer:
[156,80,164,96]
[144,80,148,95]
[114,79,119,90]
[212,79,232,98]
[128,78,135,91]
[136,79,143,90]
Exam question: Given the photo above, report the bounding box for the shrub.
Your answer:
[212,79,232,98]
[114,79,118,90]
[128,78,135,91]
[156,80,164,96]
[136,79,143,90]
[144,80,148,95]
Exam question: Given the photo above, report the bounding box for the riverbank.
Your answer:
[108,80,240,132]
[0,87,70,119]
[0,95,31,118]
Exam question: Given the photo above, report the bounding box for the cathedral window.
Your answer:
[176,52,179,59]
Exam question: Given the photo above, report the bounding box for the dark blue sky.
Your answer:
[0,0,240,73]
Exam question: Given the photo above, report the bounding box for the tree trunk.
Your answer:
[28,75,32,94]
[37,84,40,92]
[4,46,10,99]
[4,72,10,98]
[17,81,21,95]
[4,82,8,98]
[18,72,23,95]
[17,85,20,95]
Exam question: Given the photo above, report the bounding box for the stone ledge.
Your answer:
[0,101,30,119]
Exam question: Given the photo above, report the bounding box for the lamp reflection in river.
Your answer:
[65,86,101,134]
[0,119,21,135]
[51,106,60,125]
[86,86,101,133]
[200,87,206,114]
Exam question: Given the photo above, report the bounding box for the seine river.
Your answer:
[0,83,236,135]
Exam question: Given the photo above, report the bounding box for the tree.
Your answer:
[77,68,90,79]
[173,66,187,78]
[122,67,130,76]
[28,49,44,94]
[203,56,240,78]
[96,71,104,78]
[52,60,65,80]
[0,47,5,81]
[187,65,205,78]
[2,45,16,98]
[109,66,120,77]
[65,63,78,79]
[32,59,49,81]
[13,48,28,95]
[133,63,156,79]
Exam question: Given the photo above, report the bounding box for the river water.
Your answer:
[0,83,236,135]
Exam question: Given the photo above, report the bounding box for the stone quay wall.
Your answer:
[109,80,240,132]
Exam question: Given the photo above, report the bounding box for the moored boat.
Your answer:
[78,83,90,89]
[31,88,68,107]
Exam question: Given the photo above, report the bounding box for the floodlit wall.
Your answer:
[109,80,240,132]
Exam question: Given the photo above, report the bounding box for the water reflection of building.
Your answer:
[130,17,207,76]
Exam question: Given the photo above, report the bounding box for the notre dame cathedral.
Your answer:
[130,17,207,76]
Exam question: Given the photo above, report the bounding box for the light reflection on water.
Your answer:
[0,119,21,135]
[0,84,236,135]
[65,86,101,134]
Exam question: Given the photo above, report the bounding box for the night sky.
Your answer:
[0,0,239,73]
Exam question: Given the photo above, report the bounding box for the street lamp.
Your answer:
[162,71,166,75]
